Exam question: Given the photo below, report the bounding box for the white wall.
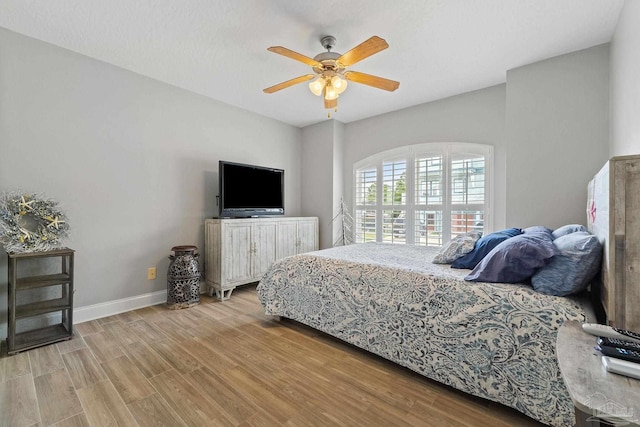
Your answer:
[505,44,610,229]
[0,28,301,337]
[343,85,507,231]
[610,0,640,156]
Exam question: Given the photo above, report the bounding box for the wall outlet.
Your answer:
[147,267,156,280]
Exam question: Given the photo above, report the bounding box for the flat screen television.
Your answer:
[219,160,285,217]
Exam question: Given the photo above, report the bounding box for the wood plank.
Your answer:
[56,335,87,354]
[100,321,139,347]
[127,319,167,344]
[149,369,232,426]
[97,310,143,325]
[150,319,197,342]
[83,330,126,363]
[0,351,31,383]
[76,380,138,427]
[100,355,155,404]
[52,413,90,427]
[74,320,104,337]
[0,374,41,427]
[121,341,171,379]
[164,310,201,330]
[33,369,83,426]
[179,337,238,371]
[220,366,298,423]
[238,408,283,427]
[184,367,259,425]
[28,344,65,378]
[148,340,202,375]
[62,348,107,389]
[127,393,186,427]
[131,306,166,323]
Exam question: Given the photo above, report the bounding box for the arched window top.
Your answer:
[354,142,492,169]
[353,142,493,246]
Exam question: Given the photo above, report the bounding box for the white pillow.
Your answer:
[432,231,482,264]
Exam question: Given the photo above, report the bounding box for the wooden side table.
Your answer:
[557,321,640,427]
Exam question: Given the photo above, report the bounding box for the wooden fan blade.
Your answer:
[337,36,389,67]
[263,74,316,94]
[267,46,322,67]
[344,71,400,92]
[324,98,338,109]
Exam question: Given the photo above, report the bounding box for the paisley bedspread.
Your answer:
[257,243,593,427]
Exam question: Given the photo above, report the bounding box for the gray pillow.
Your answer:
[432,231,482,264]
[531,231,602,296]
[552,224,587,240]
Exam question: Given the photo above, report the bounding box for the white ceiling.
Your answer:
[0,0,624,128]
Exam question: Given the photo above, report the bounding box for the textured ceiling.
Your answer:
[0,0,624,128]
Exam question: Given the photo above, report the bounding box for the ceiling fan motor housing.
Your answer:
[312,51,342,75]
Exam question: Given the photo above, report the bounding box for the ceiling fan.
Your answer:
[263,35,400,117]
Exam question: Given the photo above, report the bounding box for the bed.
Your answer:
[257,242,594,427]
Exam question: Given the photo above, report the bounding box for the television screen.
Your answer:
[219,161,284,217]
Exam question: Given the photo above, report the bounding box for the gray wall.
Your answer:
[310,45,610,239]
[610,0,640,156]
[301,121,334,249]
[342,84,507,231]
[300,119,345,250]
[505,44,610,229]
[0,28,302,337]
[332,121,345,246]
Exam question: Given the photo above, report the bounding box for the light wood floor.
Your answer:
[1,284,546,427]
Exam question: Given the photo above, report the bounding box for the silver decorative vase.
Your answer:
[167,245,200,309]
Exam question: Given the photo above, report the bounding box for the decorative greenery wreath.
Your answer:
[0,192,70,253]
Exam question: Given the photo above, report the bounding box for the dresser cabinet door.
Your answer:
[297,219,318,254]
[276,221,299,259]
[252,221,278,278]
[221,223,253,285]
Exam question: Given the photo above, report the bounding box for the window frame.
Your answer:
[353,142,493,246]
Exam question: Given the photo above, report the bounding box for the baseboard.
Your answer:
[74,290,167,324]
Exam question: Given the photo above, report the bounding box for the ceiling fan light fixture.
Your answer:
[324,83,338,100]
[264,35,399,116]
[308,77,326,96]
[331,75,348,94]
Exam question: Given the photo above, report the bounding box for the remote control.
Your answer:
[595,345,640,364]
[582,323,640,344]
[602,356,640,380]
[597,337,640,352]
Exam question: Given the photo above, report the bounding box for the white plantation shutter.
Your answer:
[354,143,492,246]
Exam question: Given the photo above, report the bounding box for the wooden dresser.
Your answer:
[204,217,318,300]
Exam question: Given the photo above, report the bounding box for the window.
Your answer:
[354,143,492,246]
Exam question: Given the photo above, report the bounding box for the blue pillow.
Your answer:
[552,224,587,240]
[465,230,558,283]
[451,228,522,269]
[531,231,602,296]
